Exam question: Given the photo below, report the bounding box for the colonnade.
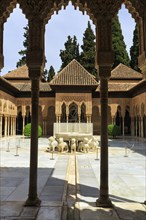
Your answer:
[0,0,146,207]
[0,114,16,138]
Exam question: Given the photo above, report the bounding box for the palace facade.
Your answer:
[0,59,146,138]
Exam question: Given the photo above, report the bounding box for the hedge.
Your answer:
[108,124,121,138]
[23,123,42,137]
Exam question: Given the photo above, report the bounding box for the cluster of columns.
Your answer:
[0,0,146,207]
[0,115,16,138]
[133,115,146,137]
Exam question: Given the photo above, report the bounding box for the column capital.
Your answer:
[28,67,43,80]
[99,66,112,79]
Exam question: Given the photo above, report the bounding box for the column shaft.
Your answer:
[25,78,41,206]
[96,77,112,207]
[0,115,2,138]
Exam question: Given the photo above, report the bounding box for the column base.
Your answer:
[25,197,41,207]
[96,197,113,208]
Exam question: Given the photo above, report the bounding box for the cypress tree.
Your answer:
[17,25,48,79]
[47,66,55,82]
[80,21,97,77]
[16,26,29,67]
[112,16,130,68]
[59,35,80,70]
[130,24,141,72]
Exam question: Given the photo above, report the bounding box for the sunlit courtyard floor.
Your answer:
[0,135,146,220]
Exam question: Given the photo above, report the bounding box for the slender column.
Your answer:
[43,118,45,136]
[0,115,2,138]
[122,117,125,136]
[89,115,91,123]
[95,15,113,207]
[14,117,16,136]
[4,116,7,136]
[112,116,115,125]
[7,117,10,136]
[25,76,41,206]
[131,117,134,136]
[25,17,45,206]
[135,117,138,136]
[96,75,112,207]
[44,118,46,136]
[139,117,141,137]
[23,116,25,132]
[11,117,13,135]
[66,114,69,132]
[141,117,144,137]
[43,117,47,136]
[10,117,12,136]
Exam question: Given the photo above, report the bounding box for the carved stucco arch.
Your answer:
[1,0,133,25]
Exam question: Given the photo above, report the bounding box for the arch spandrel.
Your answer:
[0,0,17,23]
[124,0,145,20]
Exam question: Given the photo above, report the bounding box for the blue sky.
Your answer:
[1,3,135,75]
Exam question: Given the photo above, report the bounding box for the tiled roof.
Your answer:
[96,83,137,92]
[111,63,142,79]
[50,59,98,86]
[3,65,29,79]
[12,82,51,92]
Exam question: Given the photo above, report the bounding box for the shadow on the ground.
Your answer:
[108,137,146,157]
[0,166,146,219]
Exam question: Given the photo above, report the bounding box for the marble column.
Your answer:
[7,116,10,136]
[43,118,45,136]
[25,76,41,206]
[10,117,12,136]
[25,17,45,206]
[131,117,134,136]
[141,117,144,137]
[4,116,7,136]
[14,117,16,136]
[135,117,138,137]
[95,15,113,207]
[96,75,112,207]
[122,117,125,136]
[139,117,141,137]
[112,116,115,125]
[23,116,25,133]
[0,115,2,138]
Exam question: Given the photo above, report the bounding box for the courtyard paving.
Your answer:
[0,135,146,220]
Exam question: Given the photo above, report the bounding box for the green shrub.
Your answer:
[108,124,121,138]
[23,123,42,137]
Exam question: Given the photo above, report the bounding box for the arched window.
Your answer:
[124,106,131,134]
[69,102,78,122]
[81,103,86,122]
[116,106,122,134]
[25,106,31,125]
[16,106,23,135]
[47,106,55,136]
[61,103,66,122]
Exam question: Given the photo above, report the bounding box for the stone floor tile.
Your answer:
[36,207,62,220]
[0,201,24,217]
